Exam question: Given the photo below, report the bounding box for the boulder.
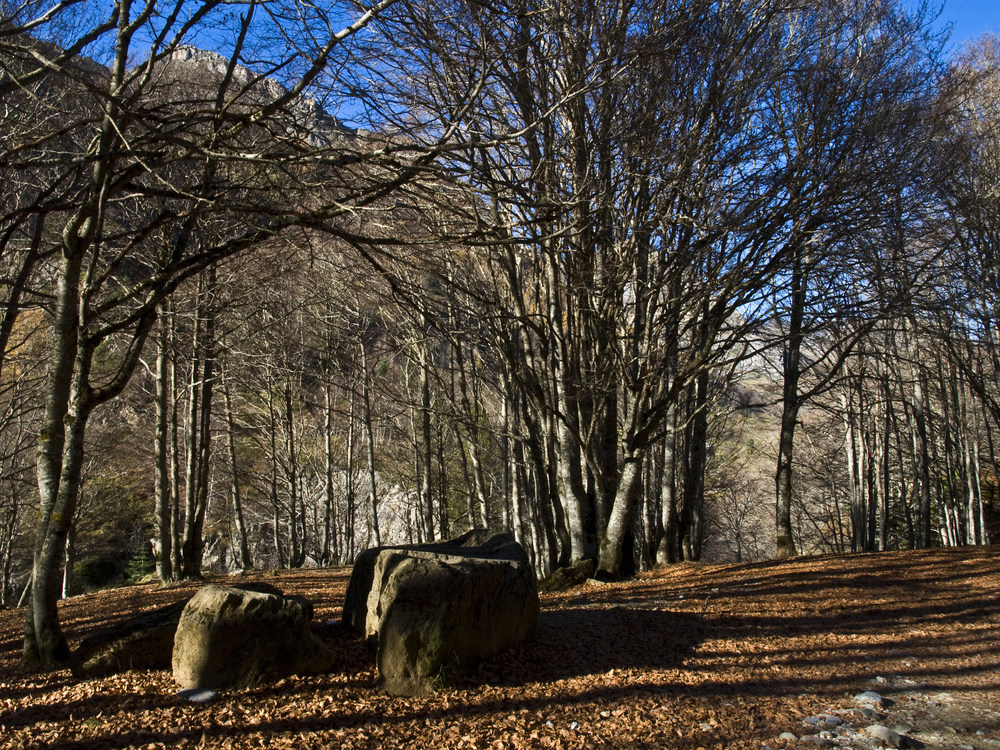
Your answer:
[172,584,336,690]
[344,530,538,696]
[537,559,596,593]
[72,582,283,678]
[342,528,500,637]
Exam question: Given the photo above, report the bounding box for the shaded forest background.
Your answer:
[2,0,1000,657]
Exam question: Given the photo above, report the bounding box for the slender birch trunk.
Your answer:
[222,369,251,570]
[360,340,381,547]
[154,306,174,582]
[321,378,337,564]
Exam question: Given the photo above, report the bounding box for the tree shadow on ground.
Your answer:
[4,605,718,750]
[465,606,707,688]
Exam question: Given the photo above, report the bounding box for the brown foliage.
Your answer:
[1,548,999,748]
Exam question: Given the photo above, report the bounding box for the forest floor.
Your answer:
[1,547,999,749]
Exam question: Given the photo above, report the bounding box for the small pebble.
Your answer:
[778,732,798,741]
[854,691,888,708]
[803,715,843,729]
[176,688,219,704]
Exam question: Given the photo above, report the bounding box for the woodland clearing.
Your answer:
[1,547,999,749]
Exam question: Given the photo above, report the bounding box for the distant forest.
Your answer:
[2,0,999,666]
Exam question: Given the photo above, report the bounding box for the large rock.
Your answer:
[172,584,336,690]
[344,530,538,695]
[72,582,282,678]
[538,559,596,593]
[342,528,503,637]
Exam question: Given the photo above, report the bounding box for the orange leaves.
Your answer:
[2,552,1000,748]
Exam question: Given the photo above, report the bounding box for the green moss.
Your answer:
[430,659,463,691]
[416,631,445,677]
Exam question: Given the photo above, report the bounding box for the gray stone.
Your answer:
[345,530,538,695]
[855,691,889,708]
[172,584,335,690]
[799,736,836,747]
[804,715,843,729]
[537,559,596,593]
[342,528,502,637]
[778,732,798,741]
[71,582,283,678]
[865,724,903,748]
[176,688,219,704]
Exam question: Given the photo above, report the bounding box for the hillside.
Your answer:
[2,547,999,749]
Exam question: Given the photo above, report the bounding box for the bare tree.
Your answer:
[4,0,461,668]
[762,0,946,559]
[353,0,956,576]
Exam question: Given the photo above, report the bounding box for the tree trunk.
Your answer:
[27,381,91,667]
[844,388,864,553]
[345,390,357,562]
[418,338,435,541]
[154,307,175,582]
[181,292,204,577]
[181,272,216,578]
[679,373,709,561]
[284,379,305,568]
[267,381,285,568]
[24,245,85,668]
[656,406,679,565]
[451,308,490,529]
[436,419,449,540]
[222,369,251,570]
[61,523,75,599]
[361,340,381,547]
[321,378,337,565]
[775,243,807,559]
[904,320,933,549]
[596,455,644,578]
[169,315,183,581]
[554,399,592,561]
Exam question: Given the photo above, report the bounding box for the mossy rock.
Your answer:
[538,559,596,593]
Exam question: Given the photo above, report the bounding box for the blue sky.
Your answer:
[921,0,1000,53]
